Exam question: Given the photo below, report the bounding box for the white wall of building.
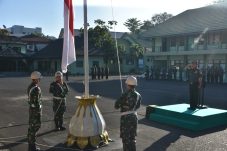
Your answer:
[7,25,42,37]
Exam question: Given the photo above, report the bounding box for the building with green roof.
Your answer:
[141,3,227,81]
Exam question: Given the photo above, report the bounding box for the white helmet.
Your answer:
[31,71,42,79]
[55,71,63,78]
[125,76,137,86]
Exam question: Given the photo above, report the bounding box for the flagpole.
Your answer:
[84,0,89,98]
[67,1,110,148]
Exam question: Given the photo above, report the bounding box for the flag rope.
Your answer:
[110,0,123,94]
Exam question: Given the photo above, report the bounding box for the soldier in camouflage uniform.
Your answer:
[115,76,142,151]
[27,71,42,151]
[49,71,69,131]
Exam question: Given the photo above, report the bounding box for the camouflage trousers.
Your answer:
[122,137,136,151]
[53,99,66,127]
[28,108,41,144]
[120,114,137,151]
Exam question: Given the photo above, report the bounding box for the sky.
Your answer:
[0,0,215,38]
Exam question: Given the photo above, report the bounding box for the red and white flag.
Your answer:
[61,0,76,73]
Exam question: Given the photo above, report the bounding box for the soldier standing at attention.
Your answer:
[115,76,142,151]
[27,71,42,151]
[94,65,97,79]
[97,66,101,80]
[101,67,104,79]
[91,66,94,80]
[49,71,69,131]
[105,65,109,79]
[188,61,200,110]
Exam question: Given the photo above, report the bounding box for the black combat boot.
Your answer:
[29,143,40,151]
[28,143,32,151]
[59,126,66,131]
[54,119,60,131]
[59,120,66,131]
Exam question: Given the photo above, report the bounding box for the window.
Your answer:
[208,32,220,44]
[179,38,184,46]
[27,45,33,50]
[152,39,155,51]
[214,34,220,44]
[170,38,176,47]
[76,61,83,67]
[12,47,21,51]
[222,32,227,43]
[171,60,175,65]
[188,36,195,50]
[92,61,99,67]
[198,38,204,45]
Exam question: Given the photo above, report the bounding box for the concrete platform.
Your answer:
[146,104,227,131]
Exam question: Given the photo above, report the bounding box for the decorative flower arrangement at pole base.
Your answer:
[66,96,110,149]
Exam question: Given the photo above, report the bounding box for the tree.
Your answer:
[108,20,117,26]
[0,28,9,36]
[94,19,106,28]
[124,18,142,34]
[102,37,115,64]
[32,32,45,37]
[140,20,154,31]
[117,45,126,56]
[151,12,173,26]
[80,19,117,65]
[129,43,144,70]
[107,20,118,29]
[89,23,113,49]
[130,44,144,59]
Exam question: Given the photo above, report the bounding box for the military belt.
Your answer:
[53,96,66,100]
[121,111,137,116]
[30,104,42,109]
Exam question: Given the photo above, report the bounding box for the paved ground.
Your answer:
[0,76,227,151]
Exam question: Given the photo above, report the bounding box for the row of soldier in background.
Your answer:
[145,66,179,81]
[91,65,109,80]
[144,65,225,84]
[202,66,224,84]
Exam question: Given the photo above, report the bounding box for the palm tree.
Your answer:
[129,44,144,69]
[130,44,144,59]
[124,18,142,34]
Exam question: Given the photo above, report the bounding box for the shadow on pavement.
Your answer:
[144,132,180,151]
[44,143,80,151]
[0,129,56,150]
[44,143,109,151]
[0,117,72,130]
[139,118,226,138]
[139,118,226,151]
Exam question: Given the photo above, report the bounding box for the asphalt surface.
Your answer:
[0,76,227,151]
